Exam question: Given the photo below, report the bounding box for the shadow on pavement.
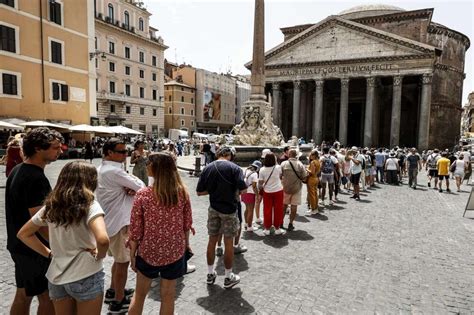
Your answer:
[285,229,314,241]
[262,235,289,248]
[308,213,328,221]
[294,215,310,223]
[196,286,255,314]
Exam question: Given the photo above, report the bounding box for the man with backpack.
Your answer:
[406,148,422,189]
[426,148,441,188]
[319,147,339,205]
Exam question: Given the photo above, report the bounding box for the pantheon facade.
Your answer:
[250,5,470,149]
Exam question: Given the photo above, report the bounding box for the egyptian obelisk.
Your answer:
[250,0,266,101]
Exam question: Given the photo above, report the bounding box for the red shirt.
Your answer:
[129,187,192,266]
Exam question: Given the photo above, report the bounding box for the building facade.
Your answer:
[164,80,196,133]
[94,0,167,136]
[234,75,251,124]
[0,0,95,124]
[250,5,470,149]
[461,92,474,136]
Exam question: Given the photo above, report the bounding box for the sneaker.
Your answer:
[329,200,334,206]
[311,209,319,215]
[255,218,263,224]
[263,229,271,236]
[287,223,295,231]
[104,288,134,304]
[305,210,313,216]
[350,195,356,199]
[439,188,443,193]
[206,271,217,285]
[224,273,240,289]
[108,296,131,314]
[355,195,361,201]
[274,228,286,235]
[186,263,196,274]
[234,244,248,254]
[215,246,223,257]
[428,182,431,187]
[447,188,451,193]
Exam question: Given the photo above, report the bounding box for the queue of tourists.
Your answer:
[3,127,472,315]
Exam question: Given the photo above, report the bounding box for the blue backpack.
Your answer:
[321,156,334,174]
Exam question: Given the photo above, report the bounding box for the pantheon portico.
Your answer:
[247,5,470,149]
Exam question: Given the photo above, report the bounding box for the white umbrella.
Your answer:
[108,126,143,135]
[2,118,26,125]
[20,120,65,129]
[0,121,24,131]
[93,126,114,134]
[69,124,98,132]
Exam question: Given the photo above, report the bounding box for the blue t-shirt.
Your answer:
[196,160,247,214]
[375,152,386,167]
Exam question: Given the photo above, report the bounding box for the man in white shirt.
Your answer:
[349,146,365,200]
[97,138,145,313]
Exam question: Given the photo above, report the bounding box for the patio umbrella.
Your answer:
[69,124,98,132]
[0,121,24,132]
[20,120,65,129]
[108,126,144,135]
[2,118,26,125]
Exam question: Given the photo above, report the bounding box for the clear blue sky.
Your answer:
[147,0,473,103]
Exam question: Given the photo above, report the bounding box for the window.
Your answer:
[152,56,156,66]
[152,73,156,81]
[168,95,171,101]
[109,62,115,72]
[109,41,115,54]
[152,90,157,100]
[125,84,130,96]
[191,109,194,116]
[110,104,115,113]
[95,58,98,68]
[139,51,144,63]
[94,37,97,49]
[181,96,184,102]
[51,81,68,101]
[109,81,115,93]
[191,98,194,104]
[95,78,98,91]
[140,107,144,115]
[125,66,130,75]
[1,0,15,8]
[180,119,185,127]
[0,25,16,53]
[124,46,130,59]
[1,73,18,95]
[152,125,158,134]
[124,11,129,28]
[125,106,131,114]
[168,107,172,114]
[139,87,144,98]
[180,108,185,115]
[153,109,157,116]
[50,40,62,64]
[139,69,144,78]
[139,124,146,132]
[49,0,62,25]
[181,87,184,91]
[191,120,194,127]
[138,18,144,31]
[108,4,114,22]
[125,124,133,129]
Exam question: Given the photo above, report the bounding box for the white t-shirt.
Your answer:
[385,158,399,170]
[244,169,258,194]
[32,200,105,285]
[454,160,465,173]
[350,154,365,174]
[462,151,471,163]
[258,165,283,193]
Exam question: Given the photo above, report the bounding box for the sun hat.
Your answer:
[251,160,262,170]
[261,148,272,158]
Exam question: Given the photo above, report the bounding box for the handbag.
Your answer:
[259,166,275,194]
[449,162,456,173]
[288,160,307,184]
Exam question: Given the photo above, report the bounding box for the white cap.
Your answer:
[261,148,272,158]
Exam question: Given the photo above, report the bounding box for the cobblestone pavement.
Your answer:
[1,158,474,314]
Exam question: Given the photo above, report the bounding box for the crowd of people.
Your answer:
[3,127,473,315]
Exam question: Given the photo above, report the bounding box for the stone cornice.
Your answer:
[428,23,470,48]
[434,63,464,76]
[352,8,433,25]
[265,54,433,70]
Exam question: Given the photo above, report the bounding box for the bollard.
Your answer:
[194,156,201,177]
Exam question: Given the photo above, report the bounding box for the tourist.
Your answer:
[342,149,352,191]
[450,154,466,192]
[5,127,63,315]
[242,160,261,232]
[406,148,422,189]
[426,149,441,188]
[278,146,290,164]
[349,147,364,200]
[385,151,399,185]
[437,152,451,193]
[196,146,247,289]
[97,138,146,313]
[17,161,109,315]
[320,146,339,205]
[84,141,94,163]
[5,138,23,177]
[131,140,149,186]
[306,149,321,215]
[128,152,193,315]
[281,149,308,231]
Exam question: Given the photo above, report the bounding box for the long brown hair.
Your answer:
[148,152,188,206]
[42,161,97,228]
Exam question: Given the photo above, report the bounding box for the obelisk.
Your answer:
[250,0,266,101]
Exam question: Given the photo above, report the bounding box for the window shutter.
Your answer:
[50,2,61,25]
[51,41,62,64]
[61,84,69,101]
[7,27,15,52]
[10,74,17,95]
[52,82,60,100]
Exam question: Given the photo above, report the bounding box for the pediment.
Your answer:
[248,17,437,68]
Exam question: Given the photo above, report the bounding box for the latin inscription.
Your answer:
[278,63,394,76]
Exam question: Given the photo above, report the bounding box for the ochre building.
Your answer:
[253,5,470,149]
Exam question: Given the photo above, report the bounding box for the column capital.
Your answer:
[272,82,281,90]
[314,79,324,88]
[421,73,433,85]
[367,77,376,87]
[341,78,349,88]
[294,80,302,89]
[393,75,403,86]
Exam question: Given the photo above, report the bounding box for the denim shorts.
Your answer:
[48,270,105,301]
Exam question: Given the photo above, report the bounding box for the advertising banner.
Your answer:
[203,89,221,122]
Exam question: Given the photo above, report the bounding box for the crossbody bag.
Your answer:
[288,160,307,184]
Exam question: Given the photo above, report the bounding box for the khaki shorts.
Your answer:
[108,226,130,263]
[283,191,302,205]
[207,207,240,238]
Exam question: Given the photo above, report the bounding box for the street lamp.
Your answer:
[89,51,106,61]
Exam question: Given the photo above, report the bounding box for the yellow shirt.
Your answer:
[437,158,450,176]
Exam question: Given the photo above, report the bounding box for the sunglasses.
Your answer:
[113,150,128,154]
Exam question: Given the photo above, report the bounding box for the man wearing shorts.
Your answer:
[319,147,339,205]
[349,147,365,200]
[281,149,307,231]
[436,152,451,193]
[197,146,247,289]
[426,149,441,188]
[6,127,63,315]
[97,138,145,313]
